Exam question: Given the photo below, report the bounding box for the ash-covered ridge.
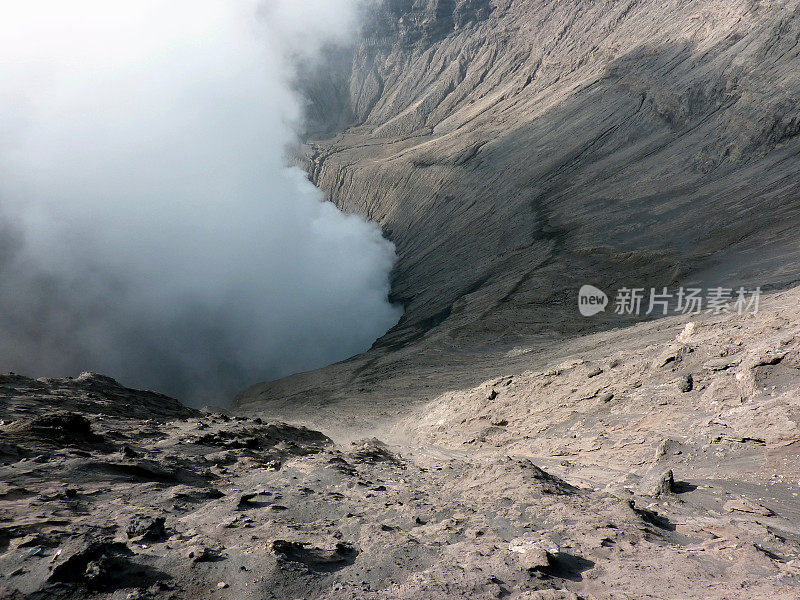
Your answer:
[4,288,800,598]
[241,0,800,417]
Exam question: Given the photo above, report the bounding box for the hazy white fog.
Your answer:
[0,0,401,403]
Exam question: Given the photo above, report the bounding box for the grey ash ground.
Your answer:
[4,1,800,597]
[3,286,800,599]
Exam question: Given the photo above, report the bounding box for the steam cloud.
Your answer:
[0,1,401,404]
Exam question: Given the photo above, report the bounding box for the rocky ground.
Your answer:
[2,287,800,599]
[3,1,800,597]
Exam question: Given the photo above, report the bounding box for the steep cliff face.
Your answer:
[238,0,800,415]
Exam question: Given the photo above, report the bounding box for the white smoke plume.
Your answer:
[0,0,401,404]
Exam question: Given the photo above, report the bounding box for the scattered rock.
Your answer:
[187,546,223,563]
[349,439,403,465]
[195,422,330,455]
[3,412,103,445]
[237,491,266,509]
[509,535,558,571]
[677,323,696,344]
[723,498,774,517]
[271,539,358,570]
[49,540,134,589]
[628,500,674,530]
[186,546,217,563]
[678,374,694,393]
[652,470,675,497]
[654,438,685,461]
[703,357,741,372]
[126,515,167,541]
[327,455,358,476]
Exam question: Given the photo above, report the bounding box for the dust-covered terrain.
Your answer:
[3,1,800,598]
[240,0,800,416]
[2,287,800,599]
